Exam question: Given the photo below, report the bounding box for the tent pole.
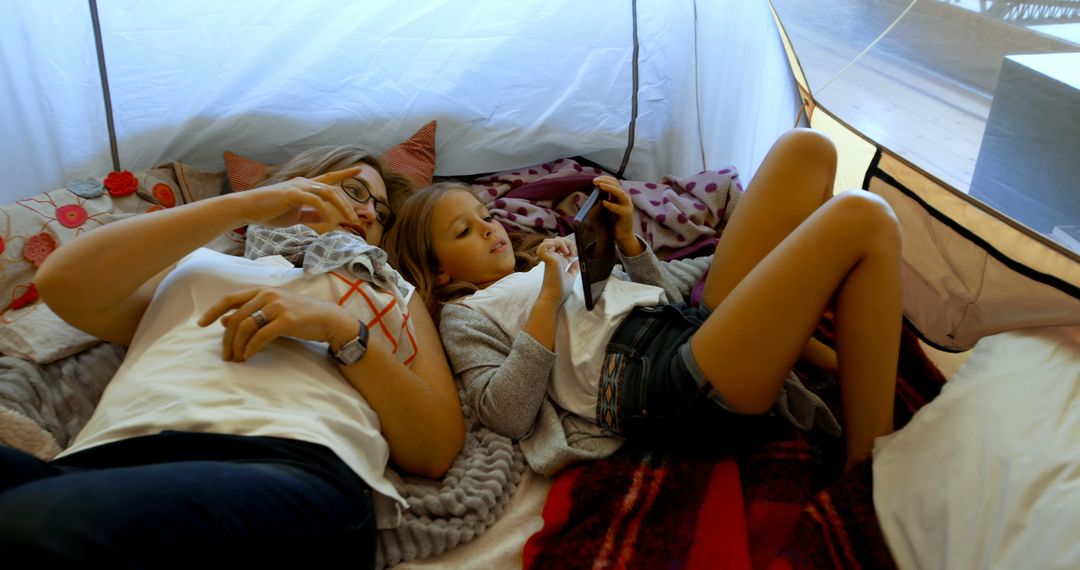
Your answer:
[616,0,639,178]
[88,0,120,172]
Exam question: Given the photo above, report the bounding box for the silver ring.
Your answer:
[249,309,269,329]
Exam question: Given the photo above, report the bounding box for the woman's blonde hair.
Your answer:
[258,145,416,230]
[385,182,545,322]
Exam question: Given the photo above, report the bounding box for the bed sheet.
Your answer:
[873,325,1080,570]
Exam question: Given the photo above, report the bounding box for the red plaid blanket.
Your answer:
[523,324,944,569]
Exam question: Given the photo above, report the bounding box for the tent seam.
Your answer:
[870,167,1080,302]
[692,0,707,170]
[616,0,639,178]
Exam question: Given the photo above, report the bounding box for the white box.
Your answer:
[970,53,1080,234]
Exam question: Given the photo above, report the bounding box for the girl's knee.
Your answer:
[824,191,901,250]
[775,128,838,166]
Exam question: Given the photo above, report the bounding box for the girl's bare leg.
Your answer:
[701,128,837,310]
[702,129,839,371]
[690,130,901,465]
[690,192,902,466]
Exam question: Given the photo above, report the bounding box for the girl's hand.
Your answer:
[197,286,358,362]
[593,175,642,256]
[235,167,362,232]
[536,237,579,307]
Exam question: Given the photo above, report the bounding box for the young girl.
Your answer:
[387,129,902,474]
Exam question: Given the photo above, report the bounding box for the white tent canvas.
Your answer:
[1,1,1078,568]
[1,0,798,198]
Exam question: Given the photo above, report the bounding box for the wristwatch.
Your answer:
[329,320,369,366]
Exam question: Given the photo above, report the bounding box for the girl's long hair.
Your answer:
[384,182,545,323]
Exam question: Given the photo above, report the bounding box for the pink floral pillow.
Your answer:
[0,166,189,362]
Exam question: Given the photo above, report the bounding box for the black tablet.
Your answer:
[573,188,618,311]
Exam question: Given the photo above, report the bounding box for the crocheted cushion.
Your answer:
[0,166,191,362]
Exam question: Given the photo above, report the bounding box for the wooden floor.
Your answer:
[779,0,1079,195]
[786,23,992,193]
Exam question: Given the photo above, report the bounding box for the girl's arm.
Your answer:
[618,240,713,303]
[440,303,555,440]
[522,237,577,350]
[593,174,714,301]
[445,237,575,439]
[37,169,362,346]
[593,175,643,257]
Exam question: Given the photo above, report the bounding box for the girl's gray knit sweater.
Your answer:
[438,241,839,476]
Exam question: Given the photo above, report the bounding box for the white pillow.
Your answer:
[872,326,1080,569]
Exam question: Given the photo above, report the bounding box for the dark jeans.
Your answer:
[0,431,376,568]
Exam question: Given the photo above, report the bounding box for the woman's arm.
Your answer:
[198,288,465,479]
[37,169,362,345]
[336,294,465,478]
[440,303,555,440]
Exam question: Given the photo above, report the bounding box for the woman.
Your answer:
[386,129,901,475]
[0,146,465,567]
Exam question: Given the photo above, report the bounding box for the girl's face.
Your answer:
[430,189,516,288]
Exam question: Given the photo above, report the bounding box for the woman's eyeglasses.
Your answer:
[341,180,394,228]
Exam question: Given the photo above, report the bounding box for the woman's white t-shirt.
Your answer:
[58,248,414,507]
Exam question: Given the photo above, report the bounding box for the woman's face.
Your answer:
[310,162,391,246]
[429,189,516,288]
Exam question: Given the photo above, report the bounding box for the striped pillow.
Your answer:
[382,120,436,188]
[223,150,269,193]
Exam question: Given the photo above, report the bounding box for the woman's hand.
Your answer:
[536,237,579,307]
[235,167,362,232]
[197,286,358,362]
[593,175,642,256]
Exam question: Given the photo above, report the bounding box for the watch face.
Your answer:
[336,339,366,366]
[331,321,369,366]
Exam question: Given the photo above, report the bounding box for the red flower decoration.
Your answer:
[0,236,5,255]
[152,183,176,208]
[56,204,89,228]
[104,171,138,197]
[23,232,58,267]
[9,283,38,311]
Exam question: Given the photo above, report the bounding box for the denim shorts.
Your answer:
[596,303,770,448]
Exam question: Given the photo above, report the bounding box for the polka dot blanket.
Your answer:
[469,158,743,261]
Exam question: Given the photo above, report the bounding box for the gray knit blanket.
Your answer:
[0,344,525,568]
